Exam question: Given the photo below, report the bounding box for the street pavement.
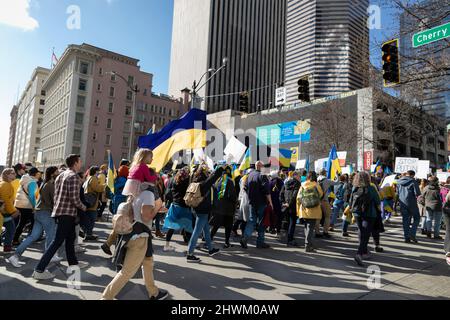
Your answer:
[0,215,449,300]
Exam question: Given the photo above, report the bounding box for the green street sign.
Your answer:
[412,22,450,48]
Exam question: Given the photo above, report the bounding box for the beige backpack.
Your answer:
[112,196,135,235]
[183,183,204,208]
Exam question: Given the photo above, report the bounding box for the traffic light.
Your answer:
[297,78,310,102]
[382,39,400,87]
[239,91,249,113]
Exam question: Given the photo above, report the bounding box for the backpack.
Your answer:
[350,187,371,214]
[184,183,204,208]
[335,183,345,201]
[83,177,98,208]
[112,197,135,235]
[300,185,321,209]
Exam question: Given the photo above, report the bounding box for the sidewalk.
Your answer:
[0,216,449,300]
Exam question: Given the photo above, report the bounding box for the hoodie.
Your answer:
[396,176,421,213]
[422,183,442,211]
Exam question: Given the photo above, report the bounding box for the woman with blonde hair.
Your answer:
[123,149,155,197]
[0,168,20,253]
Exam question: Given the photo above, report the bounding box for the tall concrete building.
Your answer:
[285,0,369,104]
[41,43,186,168]
[11,67,50,166]
[169,0,286,113]
[400,0,450,122]
[6,105,18,167]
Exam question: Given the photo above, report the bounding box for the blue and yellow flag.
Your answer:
[138,109,207,172]
[373,159,382,174]
[279,149,293,168]
[326,145,342,180]
[239,148,252,172]
[106,150,116,194]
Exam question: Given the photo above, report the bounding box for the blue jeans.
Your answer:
[400,204,420,240]
[187,214,213,255]
[331,200,344,226]
[2,218,16,246]
[81,211,97,236]
[243,205,266,246]
[15,210,56,257]
[425,209,443,237]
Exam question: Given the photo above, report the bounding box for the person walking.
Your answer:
[240,161,273,249]
[350,172,381,266]
[280,171,301,247]
[32,154,89,280]
[418,179,428,234]
[0,168,20,253]
[232,170,250,237]
[317,169,338,237]
[186,164,224,263]
[342,173,356,237]
[297,171,323,252]
[96,164,108,221]
[7,167,62,267]
[210,166,237,248]
[102,183,168,300]
[443,192,450,266]
[396,171,421,243]
[422,176,443,240]
[82,166,106,241]
[331,175,347,230]
[13,167,39,246]
[269,171,284,235]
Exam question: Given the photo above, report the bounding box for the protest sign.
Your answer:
[296,160,306,170]
[416,160,430,179]
[315,158,328,173]
[437,172,450,183]
[224,137,247,164]
[341,166,351,175]
[193,148,206,163]
[381,175,397,188]
[395,157,419,174]
[337,151,347,167]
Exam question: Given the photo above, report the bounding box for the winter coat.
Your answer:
[84,175,106,211]
[36,179,55,212]
[0,181,17,215]
[280,178,301,212]
[212,176,237,217]
[296,181,324,220]
[238,175,250,222]
[269,177,284,213]
[14,174,38,209]
[396,176,421,214]
[422,183,442,212]
[192,167,224,215]
[350,184,381,219]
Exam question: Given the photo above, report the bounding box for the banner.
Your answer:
[364,151,373,171]
[257,120,311,145]
[416,160,430,179]
[395,157,419,174]
[290,147,299,163]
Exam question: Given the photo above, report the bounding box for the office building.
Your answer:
[6,105,18,167]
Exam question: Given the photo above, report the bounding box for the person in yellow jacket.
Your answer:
[11,163,26,203]
[97,164,108,221]
[0,168,20,253]
[297,171,324,253]
[82,166,106,241]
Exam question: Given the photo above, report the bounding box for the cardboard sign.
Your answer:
[296,160,306,170]
[416,160,430,179]
[437,172,450,183]
[381,175,397,188]
[394,157,419,174]
[224,136,247,164]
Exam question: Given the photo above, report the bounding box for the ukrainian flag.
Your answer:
[270,149,292,168]
[373,159,382,174]
[106,150,116,194]
[239,148,252,172]
[138,108,207,172]
[326,145,342,180]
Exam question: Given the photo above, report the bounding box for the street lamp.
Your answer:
[191,57,228,111]
[106,71,140,160]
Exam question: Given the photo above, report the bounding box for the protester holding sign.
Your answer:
[396,171,421,244]
[422,176,443,240]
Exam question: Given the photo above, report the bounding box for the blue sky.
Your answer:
[0,0,401,164]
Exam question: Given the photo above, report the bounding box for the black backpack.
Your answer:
[350,187,371,213]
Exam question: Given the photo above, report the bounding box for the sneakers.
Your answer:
[305,246,316,253]
[83,235,99,242]
[75,246,86,253]
[32,270,55,280]
[101,243,113,256]
[375,246,384,253]
[163,245,176,252]
[223,243,232,249]
[67,261,89,273]
[50,255,63,264]
[3,245,14,253]
[342,232,351,237]
[354,255,364,267]
[186,255,201,263]
[240,239,248,249]
[256,243,270,249]
[155,230,166,239]
[404,238,411,243]
[434,235,443,240]
[150,289,169,301]
[79,231,86,238]
[362,253,372,260]
[6,255,24,268]
[208,248,220,256]
[410,238,419,244]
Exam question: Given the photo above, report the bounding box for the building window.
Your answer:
[75,112,84,125]
[41,90,46,96]
[122,153,128,159]
[39,109,44,115]
[108,102,114,113]
[109,87,115,97]
[35,137,40,144]
[73,129,82,142]
[38,118,43,125]
[439,141,445,150]
[439,155,445,164]
[127,76,134,86]
[126,90,133,101]
[111,72,116,81]
[151,105,154,112]
[107,118,112,129]
[427,137,435,145]
[143,89,147,96]
[80,62,89,75]
[96,100,100,107]
[79,79,87,91]
[93,132,97,140]
[97,83,102,91]
[124,121,131,132]
[125,106,132,116]
[77,95,85,108]
[91,149,95,157]
[72,146,81,154]
[106,135,111,145]
[40,99,45,106]
[94,116,98,124]
[122,136,129,148]
[99,67,103,75]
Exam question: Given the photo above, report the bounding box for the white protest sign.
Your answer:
[341,166,351,175]
[315,158,328,173]
[224,137,247,164]
[437,172,450,183]
[206,156,215,171]
[395,157,419,174]
[381,175,397,188]
[296,160,306,170]
[193,149,206,163]
[416,160,430,179]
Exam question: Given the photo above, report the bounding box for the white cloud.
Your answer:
[0,0,39,31]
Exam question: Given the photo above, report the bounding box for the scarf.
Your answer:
[217,175,229,201]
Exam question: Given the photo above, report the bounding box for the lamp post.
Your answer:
[106,71,140,160]
[192,57,228,111]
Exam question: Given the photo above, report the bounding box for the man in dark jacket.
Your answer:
[396,170,421,243]
[422,176,443,239]
[280,172,301,246]
[241,161,273,249]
